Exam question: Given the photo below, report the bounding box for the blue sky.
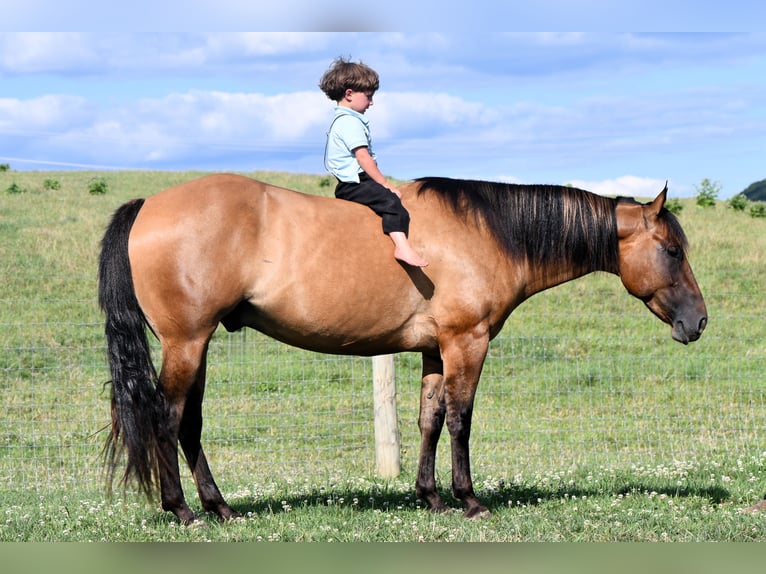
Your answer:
[1,31,765,198]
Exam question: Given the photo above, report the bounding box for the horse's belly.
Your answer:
[224,299,437,356]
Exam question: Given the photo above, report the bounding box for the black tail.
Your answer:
[98,198,161,498]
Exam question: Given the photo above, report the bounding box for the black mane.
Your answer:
[416,177,621,275]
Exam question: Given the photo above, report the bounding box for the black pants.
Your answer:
[335,176,410,235]
[335,173,410,235]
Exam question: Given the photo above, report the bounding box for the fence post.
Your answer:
[372,354,400,478]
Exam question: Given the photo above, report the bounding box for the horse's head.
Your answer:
[616,185,708,344]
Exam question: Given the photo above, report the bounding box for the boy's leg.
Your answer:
[335,178,410,235]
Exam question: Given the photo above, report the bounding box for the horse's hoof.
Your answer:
[218,508,242,521]
[428,503,453,515]
[172,508,199,525]
[464,505,491,520]
[186,518,208,529]
[420,494,451,514]
[177,514,206,527]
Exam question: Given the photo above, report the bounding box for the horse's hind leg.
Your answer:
[178,351,240,520]
[154,336,217,523]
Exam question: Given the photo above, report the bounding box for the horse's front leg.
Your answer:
[415,353,449,513]
[441,330,490,519]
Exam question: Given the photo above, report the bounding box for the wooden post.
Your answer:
[372,354,400,478]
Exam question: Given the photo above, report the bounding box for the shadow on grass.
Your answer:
[225,479,730,518]
[481,481,729,509]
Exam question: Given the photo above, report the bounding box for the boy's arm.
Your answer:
[353,146,401,196]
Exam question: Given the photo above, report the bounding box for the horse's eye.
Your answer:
[665,245,682,260]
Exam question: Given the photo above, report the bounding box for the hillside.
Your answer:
[742,178,766,201]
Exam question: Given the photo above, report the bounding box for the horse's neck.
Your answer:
[522,228,618,297]
[523,263,604,298]
[518,193,619,298]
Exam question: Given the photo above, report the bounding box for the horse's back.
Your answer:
[137,173,307,223]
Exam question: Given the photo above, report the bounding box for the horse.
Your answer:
[98,173,707,523]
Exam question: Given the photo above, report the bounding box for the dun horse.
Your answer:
[98,174,707,522]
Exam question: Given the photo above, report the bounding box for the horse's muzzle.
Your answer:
[672,315,707,345]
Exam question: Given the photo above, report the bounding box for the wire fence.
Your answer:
[2,280,764,497]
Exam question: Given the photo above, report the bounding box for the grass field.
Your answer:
[1,169,765,541]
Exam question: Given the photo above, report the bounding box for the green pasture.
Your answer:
[1,169,765,541]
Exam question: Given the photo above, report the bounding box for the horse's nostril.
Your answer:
[699,317,708,332]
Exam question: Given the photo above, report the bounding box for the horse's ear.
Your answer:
[646,182,668,217]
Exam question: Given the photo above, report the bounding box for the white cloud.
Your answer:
[529,32,588,46]
[372,92,495,138]
[566,176,669,199]
[203,33,330,58]
[0,33,96,73]
[0,89,332,168]
[0,94,90,130]
[130,89,328,143]
[0,32,333,76]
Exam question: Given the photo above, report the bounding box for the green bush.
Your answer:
[665,197,683,215]
[43,179,61,191]
[0,163,9,172]
[750,203,766,218]
[694,178,721,208]
[87,177,108,195]
[5,182,24,194]
[728,193,748,211]
[319,176,332,188]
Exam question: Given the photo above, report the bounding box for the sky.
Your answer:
[1,30,765,198]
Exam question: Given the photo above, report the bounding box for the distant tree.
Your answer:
[694,178,720,208]
[742,178,766,202]
[0,163,9,172]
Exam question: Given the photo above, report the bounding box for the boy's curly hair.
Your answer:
[319,57,380,101]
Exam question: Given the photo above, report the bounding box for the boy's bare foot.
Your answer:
[389,231,428,267]
[394,247,428,267]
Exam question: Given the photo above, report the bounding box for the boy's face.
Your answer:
[340,88,374,114]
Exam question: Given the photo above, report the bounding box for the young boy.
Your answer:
[320,57,428,267]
